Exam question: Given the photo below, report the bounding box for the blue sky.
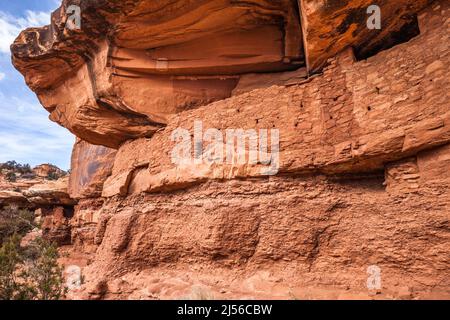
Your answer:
[0,0,74,170]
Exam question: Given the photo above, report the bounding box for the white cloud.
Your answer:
[0,10,51,53]
[0,72,5,81]
[22,10,51,26]
[0,93,74,169]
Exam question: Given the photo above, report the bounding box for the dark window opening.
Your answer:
[354,15,420,61]
[63,206,74,219]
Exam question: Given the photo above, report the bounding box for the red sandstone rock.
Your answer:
[69,139,116,199]
[0,163,74,208]
[102,7,449,196]
[11,0,304,148]
[33,163,66,178]
[7,0,450,300]
[23,177,76,207]
[41,206,73,245]
[81,175,450,300]
[0,168,76,246]
[11,0,434,147]
[299,0,433,71]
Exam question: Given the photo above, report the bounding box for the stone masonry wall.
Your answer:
[102,0,449,197]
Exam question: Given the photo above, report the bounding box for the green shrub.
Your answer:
[0,235,66,300]
[0,206,36,245]
[22,238,67,300]
[0,161,32,174]
[46,172,59,181]
[5,172,16,182]
[0,234,25,300]
[0,207,66,300]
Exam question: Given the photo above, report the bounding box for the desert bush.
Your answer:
[17,164,32,175]
[0,234,27,300]
[0,206,66,300]
[0,161,32,174]
[0,161,18,171]
[0,235,66,300]
[22,238,67,300]
[46,172,59,181]
[0,206,36,245]
[5,172,17,182]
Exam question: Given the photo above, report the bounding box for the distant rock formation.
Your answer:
[0,162,74,210]
[33,163,67,179]
[0,162,75,246]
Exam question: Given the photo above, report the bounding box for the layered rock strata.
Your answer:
[9,0,450,299]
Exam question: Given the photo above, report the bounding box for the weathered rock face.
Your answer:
[12,0,305,148]
[84,172,450,300]
[0,190,29,208]
[299,0,434,71]
[23,176,76,207]
[10,0,450,300]
[33,163,66,178]
[102,2,449,197]
[11,0,433,148]
[39,206,74,245]
[69,139,116,199]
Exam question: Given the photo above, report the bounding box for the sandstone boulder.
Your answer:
[0,163,74,208]
[0,190,28,208]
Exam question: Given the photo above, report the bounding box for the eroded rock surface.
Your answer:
[81,173,450,300]
[8,0,450,300]
[24,176,75,207]
[69,139,116,199]
[11,0,436,148]
[102,4,449,196]
[12,0,305,148]
[33,163,66,178]
[299,0,434,71]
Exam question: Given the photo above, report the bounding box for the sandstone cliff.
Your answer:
[8,0,450,299]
